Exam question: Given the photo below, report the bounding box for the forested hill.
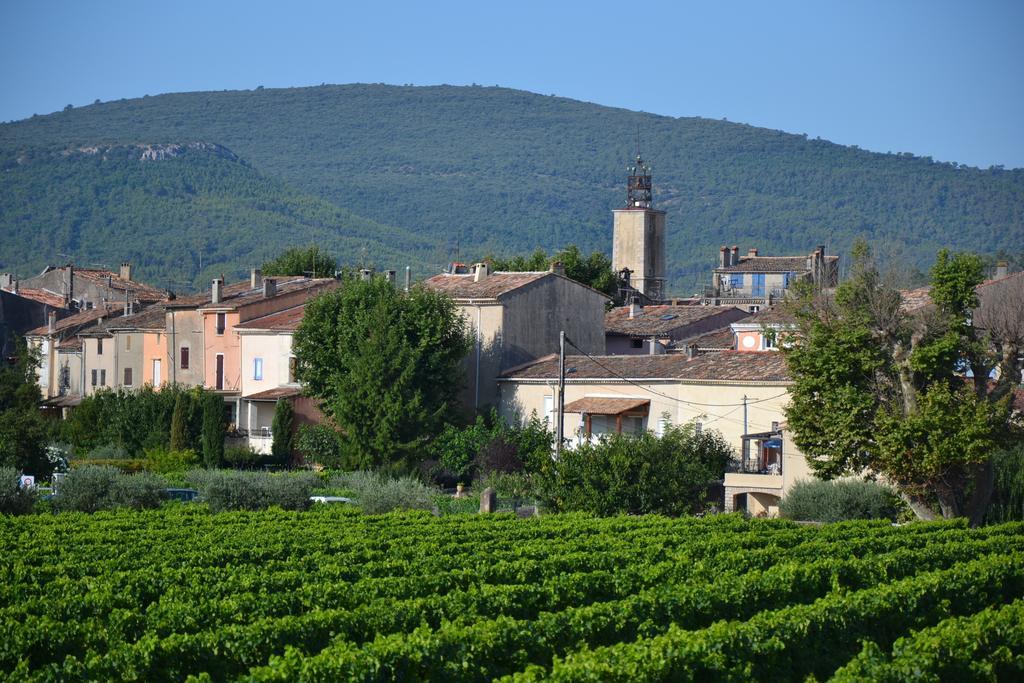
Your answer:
[2,84,1022,292]
[0,143,436,289]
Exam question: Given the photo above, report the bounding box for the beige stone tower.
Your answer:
[612,154,666,300]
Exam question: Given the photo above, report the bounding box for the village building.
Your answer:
[25,305,127,404]
[611,154,667,302]
[701,245,839,311]
[423,262,608,411]
[604,302,749,355]
[729,307,798,352]
[498,344,811,517]
[195,274,337,427]
[1,276,73,358]
[14,262,168,311]
[234,304,322,454]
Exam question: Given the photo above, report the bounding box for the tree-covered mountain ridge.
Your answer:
[2,83,1021,293]
[0,139,438,290]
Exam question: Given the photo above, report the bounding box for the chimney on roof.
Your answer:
[730,246,739,265]
[648,338,664,355]
[119,262,132,282]
[250,268,262,289]
[263,278,277,298]
[472,262,490,283]
[995,260,1009,279]
[628,298,641,319]
[748,248,758,257]
[47,311,56,335]
[211,278,223,304]
[404,266,411,293]
[0,273,12,290]
[67,265,74,308]
[686,343,696,359]
[719,246,729,268]
[359,268,374,281]
[384,270,396,284]
[549,261,565,277]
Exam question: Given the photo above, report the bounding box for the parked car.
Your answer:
[165,488,199,502]
[309,495,353,505]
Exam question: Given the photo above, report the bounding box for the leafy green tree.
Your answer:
[293,277,472,472]
[487,244,620,299]
[536,422,732,516]
[200,392,226,468]
[0,339,50,477]
[270,399,294,465]
[781,243,1018,524]
[261,245,337,278]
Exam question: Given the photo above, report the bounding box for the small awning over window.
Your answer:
[563,397,650,416]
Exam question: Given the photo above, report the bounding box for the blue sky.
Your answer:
[1,0,1021,168]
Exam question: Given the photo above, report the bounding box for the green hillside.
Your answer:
[2,84,1022,292]
[0,142,437,289]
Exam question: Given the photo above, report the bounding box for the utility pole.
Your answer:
[556,330,566,457]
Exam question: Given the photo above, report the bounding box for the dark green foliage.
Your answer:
[986,443,1024,524]
[295,423,342,468]
[169,393,187,451]
[200,392,226,468]
[487,245,619,298]
[431,409,553,483]
[59,385,211,457]
[262,245,338,278]
[0,340,49,477]
[779,479,902,522]
[293,277,472,472]
[0,466,36,515]
[223,445,263,469]
[184,470,318,512]
[56,465,167,512]
[87,443,131,460]
[270,399,294,465]
[2,85,1021,292]
[537,423,732,516]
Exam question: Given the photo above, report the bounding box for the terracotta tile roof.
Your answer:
[165,281,252,308]
[5,288,67,308]
[563,397,650,415]
[235,305,306,331]
[71,268,170,302]
[57,337,82,351]
[197,278,335,311]
[25,304,125,336]
[899,287,933,312]
[684,326,736,350]
[502,350,790,383]
[244,386,302,400]
[605,305,746,336]
[716,255,839,274]
[422,271,550,300]
[901,271,1023,315]
[106,305,168,331]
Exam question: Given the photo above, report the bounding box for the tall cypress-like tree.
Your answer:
[270,399,294,465]
[200,393,226,468]
[293,277,472,472]
[169,393,187,452]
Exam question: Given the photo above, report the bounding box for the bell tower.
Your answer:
[612,152,666,300]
